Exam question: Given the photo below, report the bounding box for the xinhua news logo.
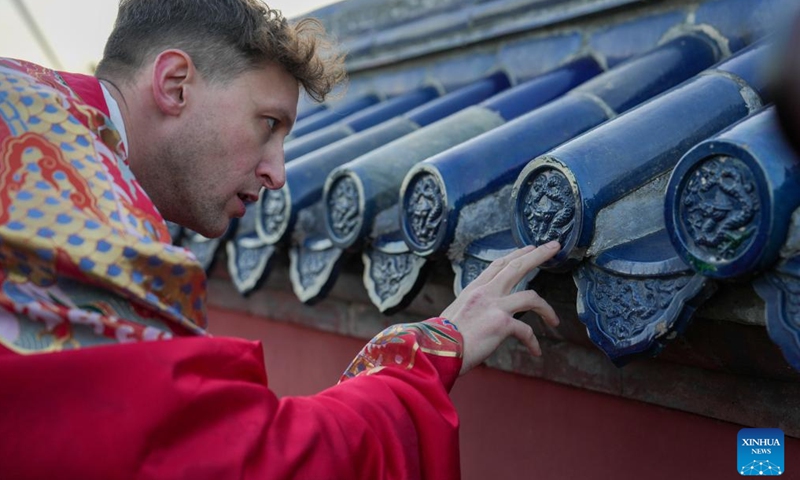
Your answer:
[738,428,784,476]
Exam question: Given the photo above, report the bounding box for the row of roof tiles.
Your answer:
[173,0,800,371]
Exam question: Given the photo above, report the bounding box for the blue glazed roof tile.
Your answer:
[589,10,688,68]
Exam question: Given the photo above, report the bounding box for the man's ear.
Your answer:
[151,49,195,116]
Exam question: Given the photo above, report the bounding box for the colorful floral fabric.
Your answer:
[0,58,208,353]
[341,317,463,389]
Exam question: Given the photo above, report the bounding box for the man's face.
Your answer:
[145,62,298,238]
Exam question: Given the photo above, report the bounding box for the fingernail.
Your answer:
[544,240,560,249]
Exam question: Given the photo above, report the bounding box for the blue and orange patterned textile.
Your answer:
[0,58,208,353]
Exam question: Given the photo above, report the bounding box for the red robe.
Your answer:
[0,59,464,479]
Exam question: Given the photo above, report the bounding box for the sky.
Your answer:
[0,0,342,73]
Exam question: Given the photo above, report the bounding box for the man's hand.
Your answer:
[441,241,561,375]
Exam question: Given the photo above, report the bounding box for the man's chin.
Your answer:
[168,219,230,240]
[198,222,231,239]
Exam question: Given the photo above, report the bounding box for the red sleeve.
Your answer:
[0,322,463,480]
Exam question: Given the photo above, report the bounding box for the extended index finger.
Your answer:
[488,241,560,294]
[466,245,536,291]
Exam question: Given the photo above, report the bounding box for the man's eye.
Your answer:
[265,117,277,129]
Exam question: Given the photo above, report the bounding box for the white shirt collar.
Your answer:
[99,81,139,188]
[99,82,129,153]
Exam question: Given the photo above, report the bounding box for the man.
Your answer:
[0,1,560,478]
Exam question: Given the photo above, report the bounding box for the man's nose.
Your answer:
[257,150,286,190]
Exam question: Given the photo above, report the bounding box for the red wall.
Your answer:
[208,306,800,480]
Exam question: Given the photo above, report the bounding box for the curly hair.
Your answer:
[95,0,346,102]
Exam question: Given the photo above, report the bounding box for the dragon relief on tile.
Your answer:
[327,176,360,239]
[522,168,575,245]
[368,250,421,301]
[586,266,691,343]
[296,247,338,289]
[259,188,288,238]
[406,173,445,249]
[233,239,266,277]
[679,156,760,262]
